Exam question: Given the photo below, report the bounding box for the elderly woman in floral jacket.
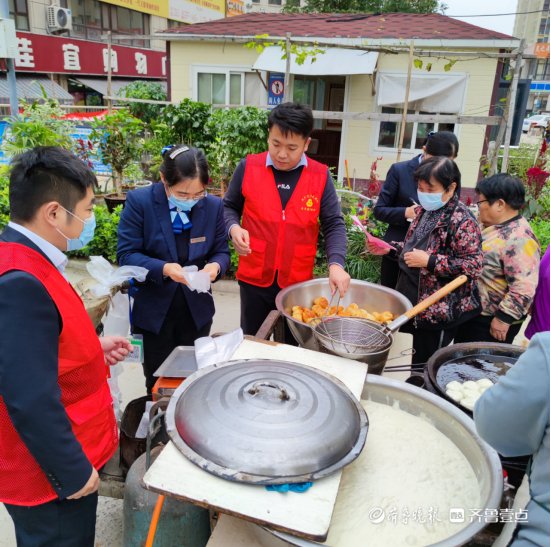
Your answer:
[369,156,483,366]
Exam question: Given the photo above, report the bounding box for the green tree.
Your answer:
[118,81,167,125]
[284,0,443,13]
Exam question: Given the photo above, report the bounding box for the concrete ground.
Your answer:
[0,266,527,546]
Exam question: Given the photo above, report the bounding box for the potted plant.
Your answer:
[91,109,144,212]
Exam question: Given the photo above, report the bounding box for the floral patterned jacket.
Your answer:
[391,195,483,329]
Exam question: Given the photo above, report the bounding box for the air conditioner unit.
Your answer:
[47,5,72,34]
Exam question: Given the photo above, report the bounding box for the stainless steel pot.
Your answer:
[267,374,503,547]
[275,279,412,374]
[165,359,369,484]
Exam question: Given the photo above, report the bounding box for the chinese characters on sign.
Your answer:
[268,73,284,107]
[14,32,166,78]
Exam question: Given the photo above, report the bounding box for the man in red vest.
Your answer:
[224,102,350,338]
[0,147,132,546]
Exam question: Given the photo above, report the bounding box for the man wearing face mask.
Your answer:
[0,147,132,546]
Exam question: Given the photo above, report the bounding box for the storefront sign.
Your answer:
[268,73,284,107]
[101,0,169,18]
[534,42,550,59]
[168,0,225,23]
[15,32,166,78]
[226,0,245,16]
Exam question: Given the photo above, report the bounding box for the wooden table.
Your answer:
[143,338,367,541]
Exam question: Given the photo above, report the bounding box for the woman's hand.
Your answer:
[490,317,510,342]
[405,205,417,220]
[230,225,251,255]
[163,263,188,284]
[100,336,132,365]
[202,262,221,282]
[366,241,391,256]
[403,248,430,269]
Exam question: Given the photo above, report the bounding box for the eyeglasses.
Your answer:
[173,189,207,200]
[476,200,489,208]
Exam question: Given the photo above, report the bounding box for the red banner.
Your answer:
[15,32,166,79]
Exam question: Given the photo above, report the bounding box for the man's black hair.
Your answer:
[424,131,459,158]
[9,146,96,223]
[160,145,209,187]
[268,102,314,139]
[475,173,526,210]
[414,156,462,194]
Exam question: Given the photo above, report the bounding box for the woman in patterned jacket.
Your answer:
[455,174,540,344]
[369,156,483,366]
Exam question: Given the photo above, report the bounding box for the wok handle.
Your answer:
[405,275,468,320]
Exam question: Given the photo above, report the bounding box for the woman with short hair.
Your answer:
[455,173,540,344]
[369,156,483,365]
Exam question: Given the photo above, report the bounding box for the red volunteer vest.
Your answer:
[237,152,327,288]
[0,243,118,506]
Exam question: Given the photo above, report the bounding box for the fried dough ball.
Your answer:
[313,297,329,309]
[291,306,304,321]
[312,304,327,317]
[302,309,317,322]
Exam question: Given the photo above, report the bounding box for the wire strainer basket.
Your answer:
[314,317,391,358]
[313,275,468,359]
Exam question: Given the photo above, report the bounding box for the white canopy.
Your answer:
[377,73,468,113]
[253,46,378,76]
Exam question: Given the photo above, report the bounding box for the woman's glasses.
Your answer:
[476,199,489,208]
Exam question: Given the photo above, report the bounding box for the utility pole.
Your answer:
[0,0,19,118]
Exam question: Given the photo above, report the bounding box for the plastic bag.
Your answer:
[182,265,211,294]
[195,328,244,369]
[86,256,148,297]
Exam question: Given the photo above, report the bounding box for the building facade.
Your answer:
[163,12,519,189]
[513,0,550,114]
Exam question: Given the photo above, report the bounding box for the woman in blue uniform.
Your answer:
[117,145,230,392]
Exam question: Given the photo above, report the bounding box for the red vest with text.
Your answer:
[236,152,327,288]
[0,243,118,506]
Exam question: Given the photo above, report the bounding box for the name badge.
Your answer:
[190,236,206,244]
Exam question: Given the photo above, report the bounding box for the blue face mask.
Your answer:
[57,207,96,251]
[168,195,199,212]
[417,191,446,212]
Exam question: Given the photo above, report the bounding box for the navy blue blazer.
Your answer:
[373,155,421,243]
[117,183,230,334]
[0,226,94,499]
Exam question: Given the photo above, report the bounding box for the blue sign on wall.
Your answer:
[0,122,110,175]
[268,74,285,107]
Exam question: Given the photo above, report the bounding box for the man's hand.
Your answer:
[100,336,132,365]
[163,262,187,284]
[67,468,99,500]
[490,317,510,342]
[230,225,251,256]
[329,264,351,298]
[202,262,221,282]
[403,248,430,269]
[366,241,391,256]
[405,205,417,220]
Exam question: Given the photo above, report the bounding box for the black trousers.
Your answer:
[454,314,523,345]
[133,288,212,393]
[400,322,457,367]
[239,279,297,345]
[380,256,399,289]
[5,493,98,547]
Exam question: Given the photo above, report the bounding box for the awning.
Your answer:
[0,75,73,104]
[253,46,378,76]
[377,73,468,113]
[74,78,167,97]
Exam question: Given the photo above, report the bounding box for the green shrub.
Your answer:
[0,167,9,230]
[118,81,167,125]
[530,217,550,253]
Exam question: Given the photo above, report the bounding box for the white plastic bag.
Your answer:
[86,256,148,297]
[195,328,244,369]
[182,265,211,294]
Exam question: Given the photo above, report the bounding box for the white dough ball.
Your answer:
[476,378,494,389]
[446,390,463,402]
[462,398,476,411]
[446,381,462,391]
[462,380,479,392]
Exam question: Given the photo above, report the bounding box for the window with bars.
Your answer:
[70,0,150,47]
[8,0,29,30]
[377,107,455,150]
